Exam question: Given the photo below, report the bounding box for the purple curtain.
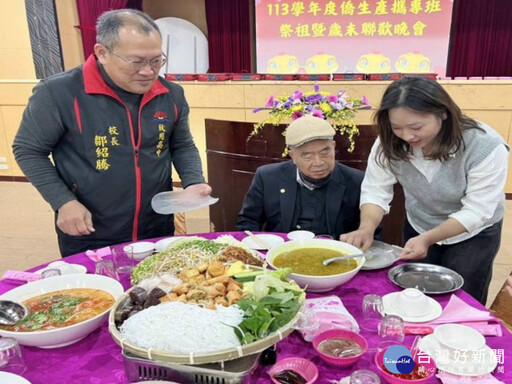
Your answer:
[75,0,143,59]
[448,0,512,76]
[205,0,251,73]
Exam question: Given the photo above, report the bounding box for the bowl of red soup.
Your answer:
[312,329,367,367]
[375,347,437,384]
[0,274,123,348]
[265,240,364,292]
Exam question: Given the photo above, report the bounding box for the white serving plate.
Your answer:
[382,292,442,323]
[241,234,284,250]
[0,372,31,384]
[35,261,87,276]
[154,236,188,251]
[124,241,156,260]
[361,240,400,270]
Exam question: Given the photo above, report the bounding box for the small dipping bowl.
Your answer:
[124,241,156,261]
[375,347,437,384]
[268,357,318,384]
[312,329,367,367]
[0,300,28,325]
[287,230,315,241]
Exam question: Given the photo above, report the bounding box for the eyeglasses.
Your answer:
[107,48,167,71]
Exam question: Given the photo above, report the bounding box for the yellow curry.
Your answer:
[273,248,357,276]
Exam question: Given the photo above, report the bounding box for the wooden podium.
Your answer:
[205,119,405,245]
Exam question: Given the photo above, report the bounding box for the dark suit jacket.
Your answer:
[236,161,364,238]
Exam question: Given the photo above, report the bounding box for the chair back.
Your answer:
[489,274,512,331]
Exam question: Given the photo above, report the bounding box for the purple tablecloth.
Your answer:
[1,232,511,384]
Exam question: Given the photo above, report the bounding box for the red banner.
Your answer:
[255,0,454,76]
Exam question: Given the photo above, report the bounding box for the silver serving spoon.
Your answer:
[0,300,28,325]
[322,250,382,266]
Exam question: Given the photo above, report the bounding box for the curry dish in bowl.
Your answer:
[266,239,364,292]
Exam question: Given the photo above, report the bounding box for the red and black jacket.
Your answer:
[14,56,204,245]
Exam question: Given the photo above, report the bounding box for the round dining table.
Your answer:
[1,232,511,384]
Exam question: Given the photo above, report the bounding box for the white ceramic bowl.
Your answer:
[124,241,156,260]
[287,230,315,241]
[392,288,430,317]
[0,274,124,348]
[265,239,364,292]
[434,324,485,353]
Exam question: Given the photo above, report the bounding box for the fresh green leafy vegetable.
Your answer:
[234,268,303,344]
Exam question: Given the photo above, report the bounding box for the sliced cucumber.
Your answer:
[234,270,265,282]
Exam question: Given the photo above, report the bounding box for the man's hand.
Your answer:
[57,200,95,236]
[340,228,374,251]
[185,183,212,196]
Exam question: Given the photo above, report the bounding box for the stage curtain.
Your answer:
[75,0,143,59]
[205,0,251,73]
[448,0,512,76]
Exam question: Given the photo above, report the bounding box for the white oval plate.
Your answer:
[361,252,397,270]
[124,241,156,260]
[154,236,188,251]
[35,261,87,276]
[241,234,285,250]
[361,240,400,270]
[0,372,31,384]
[418,334,498,376]
[383,292,442,323]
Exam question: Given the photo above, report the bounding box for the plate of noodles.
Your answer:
[109,237,304,364]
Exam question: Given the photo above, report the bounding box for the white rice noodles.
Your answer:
[120,302,244,354]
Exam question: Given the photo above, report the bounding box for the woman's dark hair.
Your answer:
[375,76,481,167]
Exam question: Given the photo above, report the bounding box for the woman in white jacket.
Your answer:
[341,76,509,304]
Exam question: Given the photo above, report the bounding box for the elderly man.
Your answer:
[237,115,364,238]
[13,10,211,256]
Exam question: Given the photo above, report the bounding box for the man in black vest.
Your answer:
[237,115,364,238]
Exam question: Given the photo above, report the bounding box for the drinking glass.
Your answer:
[350,369,380,384]
[112,245,135,274]
[0,337,26,375]
[361,294,383,332]
[41,268,62,279]
[95,260,118,280]
[378,314,405,350]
